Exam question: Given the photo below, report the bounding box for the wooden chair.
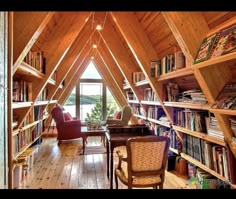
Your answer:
[114,136,170,189]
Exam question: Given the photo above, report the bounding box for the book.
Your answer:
[194,33,218,64]
[211,24,236,58]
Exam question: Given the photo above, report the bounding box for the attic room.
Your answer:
[0,11,236,189]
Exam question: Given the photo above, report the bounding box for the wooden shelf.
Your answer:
[48,78,56,85]
[172,125,226,146]
[12,102,33,109]
[210,108,236,116]
[158,67,193,81]
[169,147,179,154]
[133,114,146,120]
[164,101,210,110]
[141,100,161,106]
[49,100,58,104]
[135,79,149,87]
[192,51,236,70]
[34,100,49,106]
[16,61,45,79]
[180,153,236,188]
[128,100,139,104]
[147,117,170,128]
[123,84,130,90]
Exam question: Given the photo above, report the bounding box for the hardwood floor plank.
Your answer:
[19,137,195,189]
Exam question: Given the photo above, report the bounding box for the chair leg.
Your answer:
[115,173,118,189]
[82,137,85,155]
[159,184,163,189]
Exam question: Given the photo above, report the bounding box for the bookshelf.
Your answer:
[8,11,93,189]
[120,14,236,188]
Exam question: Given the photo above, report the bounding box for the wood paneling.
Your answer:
[13,12,54,73]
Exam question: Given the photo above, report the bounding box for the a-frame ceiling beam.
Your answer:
[93,54,127,107]
[47,17,95,101]
[31,12,92,101]
[88,30,126,101]
[55,45,92,103]
[109,12,174,121]
[97,40,126,97]
[13,12,54,73]
[93,55,138,124]
[99,16,144,102]
[58,56,91,106]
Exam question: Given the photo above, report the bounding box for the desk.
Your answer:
[105,125,152,189]
[81,126,106,154]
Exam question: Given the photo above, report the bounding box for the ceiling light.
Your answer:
[93,44,97,48]
[91,56,94,59]
[96,24,103,31]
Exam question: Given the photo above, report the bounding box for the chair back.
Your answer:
[120,105,132,125]
[51,105,64,126]
[127,136,170,173]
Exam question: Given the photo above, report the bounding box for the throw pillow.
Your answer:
[113,111,121,119]
[64,112,73,121]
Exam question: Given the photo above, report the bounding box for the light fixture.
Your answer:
[92,44,97,48]
[96,24,103,31]
[91,56,94,60]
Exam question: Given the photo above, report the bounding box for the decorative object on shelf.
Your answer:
[194,33,218,64]
[211,24,236,58]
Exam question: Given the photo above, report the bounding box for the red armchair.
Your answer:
[51,104,85,154]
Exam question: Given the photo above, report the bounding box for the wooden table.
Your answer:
[81,126,106,154]
[105,125,153,189]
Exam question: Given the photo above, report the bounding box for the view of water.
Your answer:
[63,104,95,121]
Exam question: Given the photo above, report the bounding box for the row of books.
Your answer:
[212,82,236,110]
[146,106,165,120]
[37,88,48,101]
[150,51,186,78]
[13,121,44,157]
[13,80,32,102]
[155,126,180,150]
[143,88,158,101]
[182,134,236,183]
[173,108,208,133]
[24,51,46,74]
[132,72,146,84]
[164,82,208,104]
[194,24,236,64]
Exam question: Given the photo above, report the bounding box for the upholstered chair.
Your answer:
[51,104,85,153]
[114,136,170,189]
[106,105,132,126]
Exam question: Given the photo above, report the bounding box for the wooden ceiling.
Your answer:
[12,11,236,108]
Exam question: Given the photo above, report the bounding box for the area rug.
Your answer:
[78,145,106,155]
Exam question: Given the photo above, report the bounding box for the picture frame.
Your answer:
[194,33,218,64]
[211,24,236,58]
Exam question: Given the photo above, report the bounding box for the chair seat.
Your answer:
[115,164,162,186]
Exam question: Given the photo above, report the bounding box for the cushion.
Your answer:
[113,111,121,119]
[64,112,73,121]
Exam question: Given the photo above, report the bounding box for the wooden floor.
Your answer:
[19,136,196,189]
